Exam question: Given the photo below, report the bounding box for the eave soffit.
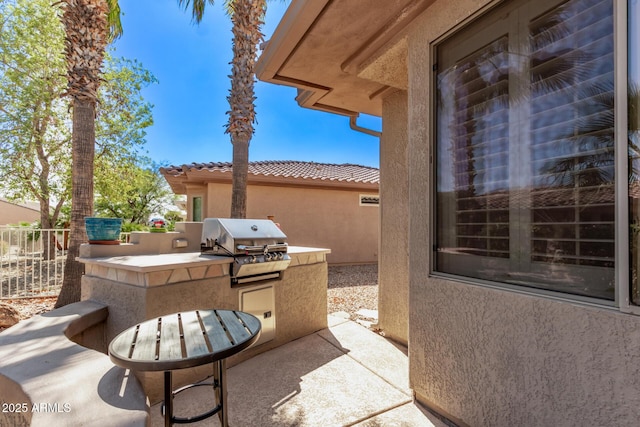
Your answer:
[257,0,433,117]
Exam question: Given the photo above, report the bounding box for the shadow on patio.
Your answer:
[150,314,449,426]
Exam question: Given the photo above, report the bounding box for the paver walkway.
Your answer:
[150,314,449,426]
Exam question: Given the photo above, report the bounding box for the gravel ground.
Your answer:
[0,296,57,333]
[2,296,57,319]
[1,265,379,331]
[328,264,378,322]
[1,256,64,298]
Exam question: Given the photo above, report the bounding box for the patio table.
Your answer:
[109,309,261,427]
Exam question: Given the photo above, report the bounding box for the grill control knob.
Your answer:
[250,256,257,263]
[277,252,284,260]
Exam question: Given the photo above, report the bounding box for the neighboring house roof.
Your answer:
[161,160,379,193]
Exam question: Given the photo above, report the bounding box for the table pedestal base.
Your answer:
[161,359,228,426]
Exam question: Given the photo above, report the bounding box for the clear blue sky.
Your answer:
[112,0,381,168]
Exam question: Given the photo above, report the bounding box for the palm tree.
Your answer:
[177,0,266,218]
[55,0,122,308]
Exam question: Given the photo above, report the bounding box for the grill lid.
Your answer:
[201,218,288,255]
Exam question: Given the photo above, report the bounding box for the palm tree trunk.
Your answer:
[55,0,114,307]
[227,0,265,219]
[231,134,249,218]
[176,0,264,219]
[55,98,95,307]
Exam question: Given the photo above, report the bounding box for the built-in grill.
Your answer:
[201,218,290,285]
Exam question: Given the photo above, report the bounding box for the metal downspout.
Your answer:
[349,114,382,138]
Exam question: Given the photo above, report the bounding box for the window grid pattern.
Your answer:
[528,0,614,268]
[452,37,511,258]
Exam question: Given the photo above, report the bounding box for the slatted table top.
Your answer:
[109,309,262,372]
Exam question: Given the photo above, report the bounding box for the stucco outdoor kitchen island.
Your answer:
[79,226,330,403]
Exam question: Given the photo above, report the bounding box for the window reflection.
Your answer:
[435,0,615,300]
[529,0,614,274]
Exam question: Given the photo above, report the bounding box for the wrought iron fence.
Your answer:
[0,227,69,299]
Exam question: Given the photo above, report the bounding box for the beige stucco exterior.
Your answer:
[405,2,640,424]
[257,0,640,425]
[377,90,409,344]
[0,199,39,226]
[207,183,378,264]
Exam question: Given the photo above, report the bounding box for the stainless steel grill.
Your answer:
[201,218,290,284]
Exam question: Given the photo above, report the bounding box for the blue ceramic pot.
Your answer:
[85,217,122,241]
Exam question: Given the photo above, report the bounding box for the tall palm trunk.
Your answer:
[231,134,250,217]
[227,0,265,218]
[57,100,95,306]
[177,0,265,219]
[55,0,108,308]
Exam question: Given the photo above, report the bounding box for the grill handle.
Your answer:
[236,243,288,253]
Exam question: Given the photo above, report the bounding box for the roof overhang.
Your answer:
[256,0,434,117]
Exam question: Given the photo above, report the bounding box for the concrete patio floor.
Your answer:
[150,314,450,426]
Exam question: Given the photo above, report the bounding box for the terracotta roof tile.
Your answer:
[163,160,379,184]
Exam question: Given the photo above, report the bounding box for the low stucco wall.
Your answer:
[0,301,148,426]
[409,279,640,426]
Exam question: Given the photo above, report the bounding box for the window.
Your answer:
[435,0,615,300]
[192,196,202,222]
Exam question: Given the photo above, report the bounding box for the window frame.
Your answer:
[428,0,636,311]
[616,0,635,313]
[191,195,203,222]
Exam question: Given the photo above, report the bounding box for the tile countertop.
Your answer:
[78,246,331,273]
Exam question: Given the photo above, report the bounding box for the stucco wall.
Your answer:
[378,90,409,344]
[203,183,379,264]
[0,200,39,226]
[404,0,640,425]
[410,279,640,426]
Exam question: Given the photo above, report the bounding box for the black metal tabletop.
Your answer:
[109,309,262,372]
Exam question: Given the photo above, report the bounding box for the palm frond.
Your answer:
[223,0,235,16]
[106,0,122,41]
[177,0,215,23]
